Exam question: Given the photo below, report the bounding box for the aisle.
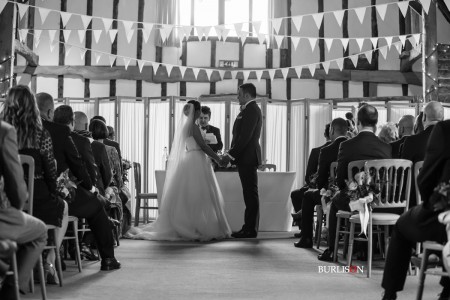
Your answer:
[23,232,440,300]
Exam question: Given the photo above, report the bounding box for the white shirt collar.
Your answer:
[359,128,374,133]
[240,99,256,111]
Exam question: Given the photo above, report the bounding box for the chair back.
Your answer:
[329,162,338,183]
[19,155,35,215]
[364,159,412,211]
[133,162,142,195]
[259,164,276,172]
[347,160,366,182]
[414,161,424,205]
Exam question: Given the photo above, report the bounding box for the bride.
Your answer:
[126,100,231,241]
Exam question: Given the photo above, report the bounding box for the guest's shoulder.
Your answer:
[43,120,70,135]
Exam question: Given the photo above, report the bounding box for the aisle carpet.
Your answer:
[22,232,441,300]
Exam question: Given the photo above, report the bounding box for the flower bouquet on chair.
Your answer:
[122,159,132,183]
[319,178,339,214]
[346,171,380,236]
[56,169,77,203]
[430,180,450,213]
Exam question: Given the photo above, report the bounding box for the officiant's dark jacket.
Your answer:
[336,131,392,190]
[316,137,347,190]
[229,101,262,166]
[42,119,93,190]
[202,125,223,153]
[70,132,97,187]
[390,136,407,159]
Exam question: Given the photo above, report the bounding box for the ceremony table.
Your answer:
[154,170,296,232]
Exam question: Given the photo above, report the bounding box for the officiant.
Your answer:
[199,106,223,153]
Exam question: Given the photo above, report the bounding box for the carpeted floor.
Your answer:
[22,232,441,300]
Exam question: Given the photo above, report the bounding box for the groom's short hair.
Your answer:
[201,106,211,118]
[239,83,256,98]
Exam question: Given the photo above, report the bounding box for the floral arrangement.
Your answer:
[56,169,77,203]
[430,180,450,212]
[319,179,339,213]
[308,172,319,189]
[122,159,132,183]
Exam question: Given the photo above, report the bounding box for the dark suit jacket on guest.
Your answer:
[42,119,93,190]
[70,132,97,186]
[306,141,331,185]
[316,137,347,190]
[401,125,434,163]
[202,125,223,153]
[390,136,407,159]
[91,141,113,193]
[336,131,392,190]
[229,101,262,166]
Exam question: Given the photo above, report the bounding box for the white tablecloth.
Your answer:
[155,170,296,232]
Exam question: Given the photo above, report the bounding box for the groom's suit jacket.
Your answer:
[229,101,262,166]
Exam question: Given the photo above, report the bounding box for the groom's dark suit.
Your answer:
[229,101,262,234]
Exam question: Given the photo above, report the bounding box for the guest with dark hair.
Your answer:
[107,126,115,141]
[0,120,47,297]
[90,116,122,166]
[4,86,66,284]
[199,106,223,153]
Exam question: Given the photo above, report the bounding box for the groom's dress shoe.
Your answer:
[317,248,334,262]
[231,230,257,239]
[294,237,312,248]
[100,258,121,271]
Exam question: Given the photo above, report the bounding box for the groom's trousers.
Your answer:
[237,164,260,233]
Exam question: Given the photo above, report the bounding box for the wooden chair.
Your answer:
[414,161,424,206]
[258,164,276,172]
[62,216,82,272]
[347,159,412,278]
[19,155,46,299]
[333,160,366,262]
[0,239,20,300]
[315,162,337,249]
[133,162,158,226]
[416,242,447,300]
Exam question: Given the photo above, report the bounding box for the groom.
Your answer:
[221,83,262,238]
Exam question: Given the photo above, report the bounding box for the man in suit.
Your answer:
[36,93,120,271]
[318,104,392,261]
[389,115,414,159]
[294,118,348,248]
[381,119,450,300]
[74,111,112,195]
[0,121,47,297]
[199,106,223,153]
[221,83,262,238]
[401,102,444,207]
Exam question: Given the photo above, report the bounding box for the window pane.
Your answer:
[194,0,218,26]
[179,0,192,26]
[225,0,249,36]
[252,0,269,34]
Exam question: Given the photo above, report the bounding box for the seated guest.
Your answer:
[107,126,115,141]
[345,112,357,135]
[413,111,424,134]
[36,93,120,271]
[390,115,414,159]
[378,122,399,144]
[318,104,392,262]
[3,86,67,284]
[290,124,331,233]
[91,116,122,164]
[0,120,47,298]
[199,106,223,153]
[381,119,450,300]
[74,112,112,195]
[401,102,444,207]
[294,118,348,248]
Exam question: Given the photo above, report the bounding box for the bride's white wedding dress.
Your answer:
[126,104,231,241]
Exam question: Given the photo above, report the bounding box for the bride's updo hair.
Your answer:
[187,100,201,112]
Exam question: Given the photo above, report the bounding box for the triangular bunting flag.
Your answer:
[79,48,87,61]
[281,68,289,79]
[222,29,230,42]
[292,16,303,32]
[38,7,51,24]
[179,66,187,78]
[60,11,72,28]
[138,60,145,73]
[34,29,42,47]
[243,70,251,81]
[142,23,153,43]
[159,28,167,43]
[214,26,223,41]
[48,30,57,44]
[370,37,378,49]
[341,38,349,51]
[234,23,244,35]
[108,55,116,67]
[16,3,28,21]
[125,29,134,44]
[385,36,393,48]
[379,46,388,59]
[253,21,261,34]
[182,26,192,38]
[398,1,410,17]
[268,69,276,81]
[151,62,160,73]
[421,0,432,14]
[80,15,92,30]
[325,38,333,52]
[123,57,131,70]
[354,7,366,24]
[309,37,317,52]
[195,27,204,39]
[65,44,72,57]
[399,35,407,47]
[166,64,174,77]
[275,35,284,48]
[271,18,283,34]
[202,26,212,40]
[218,70,225,80]
[192,68,200,79]
[312,13,324,29]
[365,51,373,64]
[256,70,263,81]
[308,64,316,77]
[94,52,102,64]
[109,29,118,43]
[63,30,71,43]
[291,36,300,50]
[231,71,238,79]
[163,25,173,41]
[77,30,86,43]
[333,10,345,27]
[205,68,213,80]
[322,61,330,74]
[122,20,134,33]
[257,34,266,45]
[93,30,102,44]
[376,4,388,21]
[356,38,365,51]
[49,42,56,53]
[239,31,248,43]
[394,42,403,55]
[413,33,421,46]
[19,29,28,42]
[295,66,302,78]
[350,54,359,67]
[336,58,344,71]
[102,18,114,31]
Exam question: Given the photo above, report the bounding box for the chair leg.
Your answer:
[316,207,323,249]
[11,252,20,300]
[333,216,341,262]
[367,222,373,278]
[377,228,384,258]
[73,219,82,272]
[416,248,429,300]
[134,197,140,227]
[347,222,355,267]
[343,219,350,259]
[52,229,63,287]
[38,255,47,300]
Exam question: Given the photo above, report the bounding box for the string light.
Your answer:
[0,56,12,65]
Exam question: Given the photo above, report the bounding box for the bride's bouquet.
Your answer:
[56,169,77,203]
